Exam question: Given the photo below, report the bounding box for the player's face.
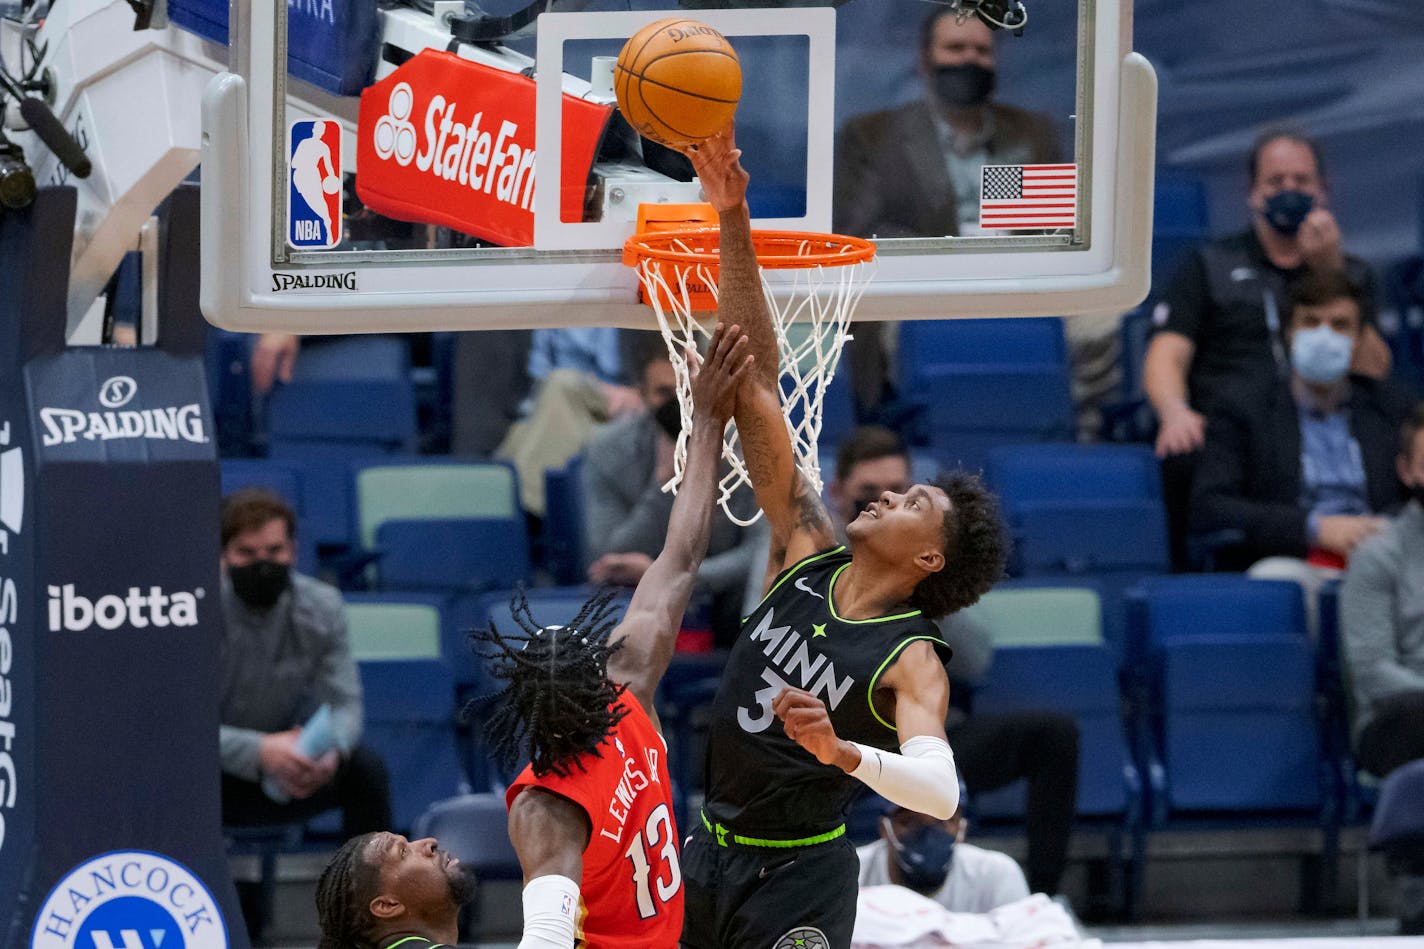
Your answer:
[847,484,950,563]
[221,517,295,569]
[368,833,470,914]
[1249,138,1325,209]
[923,14,996,72]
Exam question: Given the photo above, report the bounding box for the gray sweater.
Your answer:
[218,572,363,781]
[1339,501,1424,743]
[582,411,761,596]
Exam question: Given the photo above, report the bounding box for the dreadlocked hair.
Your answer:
[315,832,382,949]
[471,588,629,779]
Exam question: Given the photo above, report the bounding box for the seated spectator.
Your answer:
[1144,126,1390,568]
[827,427,1080,897]
[858,798,1030,913]
[218,489,392,935]
[833,4,1062,422]
[582,335,762,647]
[497,327,644,517]
[1340,402,1424,780]
[1191,269,1413,628]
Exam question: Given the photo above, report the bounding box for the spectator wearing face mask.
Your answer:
[1144,126,1391,569]
[832,5,1063,422]
[218,489,391,933]
[858,796,1029,913]
[582,333,765,648]
[1190,270,1413,633]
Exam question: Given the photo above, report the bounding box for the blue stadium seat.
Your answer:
[898,319,1074,469]
[542,456,587,587]
[359,658,467,832]
[986,444,1169,641]
[266,338,418,457]
[1126,576,1333,819]
[375,518,531,595]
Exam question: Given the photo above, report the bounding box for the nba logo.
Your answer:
[288,118,343,249]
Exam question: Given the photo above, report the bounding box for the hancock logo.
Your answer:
[31,850,227,949]
[47,584,203,632]
[39,405,206,447]
[370,79,537,210]
[98,376,138,409]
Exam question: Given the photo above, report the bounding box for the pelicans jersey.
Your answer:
[506,692,682,948]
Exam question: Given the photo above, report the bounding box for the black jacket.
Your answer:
[1190,374,1412,563]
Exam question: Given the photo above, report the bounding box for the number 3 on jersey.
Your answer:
[623,802,681,918]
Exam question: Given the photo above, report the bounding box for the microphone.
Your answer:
[18,97,91,179]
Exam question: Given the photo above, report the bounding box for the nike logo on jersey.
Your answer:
[794,577,823,599]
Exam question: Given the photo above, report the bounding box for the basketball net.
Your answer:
[625,228,876,526]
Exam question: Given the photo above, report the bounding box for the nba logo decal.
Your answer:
[288,119,343,249]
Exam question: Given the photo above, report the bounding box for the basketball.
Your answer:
[615,18,741,149]
[322,176,341,195]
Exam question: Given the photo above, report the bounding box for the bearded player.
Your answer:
[483,323,751,949]
[677,126,1009,949]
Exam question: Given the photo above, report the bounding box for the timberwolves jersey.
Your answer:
[701,546,951,838]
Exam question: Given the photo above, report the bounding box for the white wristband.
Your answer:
[517,874,580,949]
[848,736,960,820]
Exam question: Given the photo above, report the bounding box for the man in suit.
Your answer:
[832,6,1061,420]
[1190,268,1412,633]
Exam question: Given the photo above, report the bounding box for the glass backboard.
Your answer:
[199,0,1156,333]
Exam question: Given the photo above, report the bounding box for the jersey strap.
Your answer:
[865,634,954,732]
[700,809,846,849]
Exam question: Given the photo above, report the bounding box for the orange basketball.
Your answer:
[614,18,741,149]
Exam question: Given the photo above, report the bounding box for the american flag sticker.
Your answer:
[979,163,1078,230]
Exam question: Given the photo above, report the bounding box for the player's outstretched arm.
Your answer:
[508,787,589,949]
[683,125,836,582]
[606,323,752,725]
[772,643,959,819]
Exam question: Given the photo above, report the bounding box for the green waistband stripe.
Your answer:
[700,810,846,849]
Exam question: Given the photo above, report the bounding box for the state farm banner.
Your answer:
[356,51,614,247]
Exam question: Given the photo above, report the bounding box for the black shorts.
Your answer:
[680,822,859,949]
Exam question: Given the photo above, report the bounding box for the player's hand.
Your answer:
[1298,208,1344,273]
[1154,401,1205,457]
[689,322,752,426]
[252,334,300,395]
[682,123,748,213]
[773,688,858,771]
[259,729,325,796]
[1315,515,1386,557]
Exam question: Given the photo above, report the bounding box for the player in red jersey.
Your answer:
[485,322,751,949]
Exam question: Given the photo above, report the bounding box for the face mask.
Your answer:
[652,398,682,440]
[1291,324,1354,385]
[229,560,291,610]
[1262,190,1314,236]
[884,817,956,894]
[932,63,996,108]
[1407,483,1424,508]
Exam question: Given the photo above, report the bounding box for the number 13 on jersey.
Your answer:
[624,802,681,918]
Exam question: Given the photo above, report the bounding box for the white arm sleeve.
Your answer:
[847,736,960,820]
[516,874,580,949]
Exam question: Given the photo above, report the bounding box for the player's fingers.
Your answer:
[719,333,750,374]
[708,322,736,368]
[772,687,819,716]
